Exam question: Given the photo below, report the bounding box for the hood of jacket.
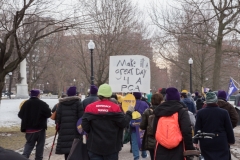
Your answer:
[59,96,80,105]
[182,98,193,105]
[154,100,184,117]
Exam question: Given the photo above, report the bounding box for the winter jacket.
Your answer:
[56,96,83,154]
[153,101,195,160]
[82,94,99,111]
[140,105,158,150]
[135,99,149,115]
[181,98,196,114]
[18,97,51,132]
[82,99,132,155]
[193,104,235,160]
[217,99,239,128]
[0,147,28,160]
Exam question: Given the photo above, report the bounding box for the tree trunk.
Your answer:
[0,74,5,102]
[212,24,224,90]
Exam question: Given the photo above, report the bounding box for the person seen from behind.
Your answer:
[18,89,51,160]
[82,83,133,160]
[217,90,239,128]
[140,93,163,160]
[146,89,152,103]
[181,91,196,114]
[153,87,195,160]
[193,92,235,160]
[82,85,99,111]
[131,92,149,160]
[55,86,84,160]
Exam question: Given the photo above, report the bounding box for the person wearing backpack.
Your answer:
[131,92,149,160]
[140,93,163,160]
[153,87,195,160]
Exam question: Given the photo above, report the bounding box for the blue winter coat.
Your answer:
[193,104,235,160]
[181,98,196,114]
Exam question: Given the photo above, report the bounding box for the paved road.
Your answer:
[27,136,200,160]
[29,140,151,160]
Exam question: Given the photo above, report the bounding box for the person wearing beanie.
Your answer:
[153,87,195,160]
[67,86,77,96]
[217,90,239,128]
[193,92,235,160]
[82,83,133,159]
[18,90,51,160]
[181,92,196,114]
[55,86,83,160]
[82,85,100,111]
[158,88,167,98]
[130,92,149,160]
[194,92,199,101]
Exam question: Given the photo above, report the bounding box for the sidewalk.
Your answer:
[18,126,240,160]
[230,126,240,159]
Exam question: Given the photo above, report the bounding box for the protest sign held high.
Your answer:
[109,55,150,93]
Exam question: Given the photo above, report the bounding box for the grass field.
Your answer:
[0,126,56,150]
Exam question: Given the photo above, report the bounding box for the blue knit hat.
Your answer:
[67,86,77,96]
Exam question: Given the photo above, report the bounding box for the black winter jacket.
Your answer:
[56,96,84,154]
[82,99,132,155]
[18,97,51,132]
[153,101,194,160]
[194,104,235,160]
[140,105,158,150]
[82,94,99,111]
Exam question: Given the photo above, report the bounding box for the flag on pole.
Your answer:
[227,78,239,100]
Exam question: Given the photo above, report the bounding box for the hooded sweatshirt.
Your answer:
[181,98,196,114]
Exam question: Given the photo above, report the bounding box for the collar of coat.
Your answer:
[59,96,80,102]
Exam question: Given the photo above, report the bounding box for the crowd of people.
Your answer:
[1,84,239,160]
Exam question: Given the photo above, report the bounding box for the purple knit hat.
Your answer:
[90,85,98,94]
[217,90,227,100]
[67,86,77,96]
[195,91,199,97]
[133,92,142,99]
[30,89,40,97]
[165,87,180,101]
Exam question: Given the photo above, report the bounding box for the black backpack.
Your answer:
[196,98,204,110]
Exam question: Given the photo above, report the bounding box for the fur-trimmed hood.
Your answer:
[59,96,80,105]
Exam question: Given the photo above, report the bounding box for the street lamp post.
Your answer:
[188,58,193,93]
[88,40,95,85]
[46,82,49,93]
[73,79,76,86]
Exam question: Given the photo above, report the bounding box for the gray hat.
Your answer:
[206,92,218,104]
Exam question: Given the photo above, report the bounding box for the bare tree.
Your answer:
[151,0,240,90]
[0,0,87,100]
[70,0,152,87]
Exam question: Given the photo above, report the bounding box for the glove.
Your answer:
[127,105,134,112]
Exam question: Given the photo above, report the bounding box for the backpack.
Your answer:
[147,109,154,136]
[155,112,182,149]
[196,98,204,110]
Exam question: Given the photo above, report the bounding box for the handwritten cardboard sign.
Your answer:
[109,55,150,93]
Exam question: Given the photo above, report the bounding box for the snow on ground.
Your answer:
[0,99,58,127]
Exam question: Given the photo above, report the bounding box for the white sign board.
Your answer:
[109,55,150,93]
